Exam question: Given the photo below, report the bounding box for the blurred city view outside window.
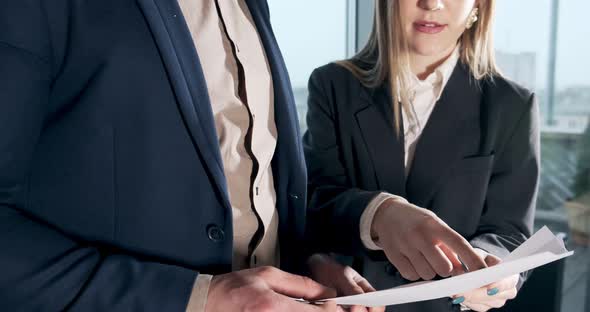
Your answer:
[494,1,590,310]
[267,0,350,132]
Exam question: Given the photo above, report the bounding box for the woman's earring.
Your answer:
[466,8,479,29]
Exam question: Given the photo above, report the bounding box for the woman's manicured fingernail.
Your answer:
[452,296,465,305]
[487,287,499,296]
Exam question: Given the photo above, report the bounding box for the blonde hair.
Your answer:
[338,0,500,135]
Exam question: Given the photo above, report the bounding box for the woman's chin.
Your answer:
[410,44,449,58]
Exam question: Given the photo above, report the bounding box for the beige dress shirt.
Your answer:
[177,0,279,311]
[360,46,461,250]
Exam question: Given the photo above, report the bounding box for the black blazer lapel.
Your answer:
[355,86,407,197]
[406,64,482,207]
[136,0,231,210]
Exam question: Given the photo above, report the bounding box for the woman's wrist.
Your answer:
[371,198,406,244]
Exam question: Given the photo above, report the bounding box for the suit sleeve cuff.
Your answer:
[186,274,213,312]
[360,193,410,250]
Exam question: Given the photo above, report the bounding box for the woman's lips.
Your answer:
[413,21,447,34]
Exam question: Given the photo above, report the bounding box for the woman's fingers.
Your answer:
[499,287,518,300]
[405,250,437,280]
[439,243,465,276]
[481,274,519,297]
[434,226,487,272]
[484,253,502,266]
[461,296,508,310]
[416,239,454,277]
[459,301,493,312]
[452,279,517,310]
[385,251,420,281]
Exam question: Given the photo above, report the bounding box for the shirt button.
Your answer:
[207,224,225,243]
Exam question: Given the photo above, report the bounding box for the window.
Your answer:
[496,1,590,311]
[267,0,353,131]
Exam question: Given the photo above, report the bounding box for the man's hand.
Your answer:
[372,199,487,281]
[308,254,385,312]
[450,250,519,311]
[205,266,340,312]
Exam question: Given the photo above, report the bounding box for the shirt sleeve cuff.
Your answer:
[186,274,213,312]
[360,192,410,250]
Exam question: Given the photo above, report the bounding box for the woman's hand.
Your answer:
[308,254,385,312]
[451,250,519,311]
[372,199,487,281]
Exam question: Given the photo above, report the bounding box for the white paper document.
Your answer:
[323,226,573,307]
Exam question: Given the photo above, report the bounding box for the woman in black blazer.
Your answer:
[304,0,540,311]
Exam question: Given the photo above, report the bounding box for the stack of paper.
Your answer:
[322,226,574,307]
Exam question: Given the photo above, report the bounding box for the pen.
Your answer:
[294,298,326,305]
[458,256,470,273]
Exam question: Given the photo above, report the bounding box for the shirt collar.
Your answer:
[409,45,460,101]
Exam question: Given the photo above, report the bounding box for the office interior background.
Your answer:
[267,0,590,311]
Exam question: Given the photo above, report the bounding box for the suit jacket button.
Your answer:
[207,224,225,243]
[289,193,300,200]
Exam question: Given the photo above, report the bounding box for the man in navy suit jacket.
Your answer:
[0,0,345,311]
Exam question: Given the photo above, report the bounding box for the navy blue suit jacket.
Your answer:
[0,0,307,310]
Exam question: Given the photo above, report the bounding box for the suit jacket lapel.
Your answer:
[136,0,231,210]
[245,0,308,242]
[355,85,407,197]
[246,0,304,171]
[406,64,482,207]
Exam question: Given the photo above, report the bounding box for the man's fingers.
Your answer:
[339,275,366,296]
[385,251,420,281]
[337,274,369,312]
[256,266,336,300]
[356,278,376,293]
[355,277,385,312]
[436,228,487,272]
